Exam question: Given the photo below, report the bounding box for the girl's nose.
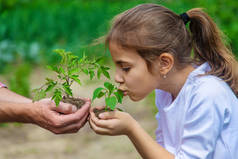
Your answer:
[114,71,124,84]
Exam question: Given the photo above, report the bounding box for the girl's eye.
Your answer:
[122,67,130,72]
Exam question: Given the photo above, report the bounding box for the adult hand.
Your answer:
[89,106,136,136]
[31,98,91,134]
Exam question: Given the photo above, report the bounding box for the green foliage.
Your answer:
[33,49,110,106]
[6,63,32,97]
[0,123,8,127]
[93,82,124,111]
[146,90,157,115]
[0,0,237,71]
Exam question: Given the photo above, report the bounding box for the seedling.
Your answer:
[92,81,124,117]
[33,49,110,109]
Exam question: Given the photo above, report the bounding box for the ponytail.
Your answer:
[187,8,238,97]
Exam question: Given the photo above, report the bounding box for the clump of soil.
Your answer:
[93,108,124,118]
[93,107,124,118]
[62,96,85,109]
[93,109,110,118]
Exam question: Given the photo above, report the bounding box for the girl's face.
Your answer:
[109,43,160,101]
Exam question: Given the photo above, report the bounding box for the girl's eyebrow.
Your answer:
[116,60,130,65]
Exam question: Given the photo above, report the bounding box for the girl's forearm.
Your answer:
[127,121,174,159]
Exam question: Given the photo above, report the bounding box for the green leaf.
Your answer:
[104,82,114,90]
[59,67,65,74]
[62,83,73,96]
[32,88,40,93]
[97,68,102,79]
[47,65,60,73]
[89,70,95,80]
[51,89,62,106]
[92,87,104,101]
[95,57,103,63]
[114,90,124,104]
[101,66,110,70]
[69,68,79,75]
[70,74,81,85]
[57,75,62,79]
[101,66,110,79]
[104,82,114,95]
[105,96,117,110]
[45,81,57,92]
[82,69,89,75]
[79,53,87,63]
[73,78,81,85]
[98,91,105,98]
[46,78,54,83]
[68,56,78,69]
[53,49,66,59]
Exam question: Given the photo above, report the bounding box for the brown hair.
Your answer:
[104,3,238,96]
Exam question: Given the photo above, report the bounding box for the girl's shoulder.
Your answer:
[190,74,234,99]
[155,74,236,109]
[187,62,235,99]
[187,74,238,113]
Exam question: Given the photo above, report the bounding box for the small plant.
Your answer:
[92,81,124,117]
[33,49,110,109]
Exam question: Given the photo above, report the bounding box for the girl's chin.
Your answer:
[129,95,144,102]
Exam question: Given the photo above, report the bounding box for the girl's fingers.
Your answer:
[90,111,105,127]
[90,109,97,119]
[98,111,120,120]
[90,112,115,129]
[89,118,111,135]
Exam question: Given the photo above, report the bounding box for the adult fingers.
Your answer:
[57,100,90,125]
[61,113,89,134]
[51,97,91,115]
[53,102,78,114]
[78,97,91,102]
[50,113,89,134]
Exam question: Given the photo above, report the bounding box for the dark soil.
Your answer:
[93,107,125,118]
[62,96,85,109]
[93,108,109,118]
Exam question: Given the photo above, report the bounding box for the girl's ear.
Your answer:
[156,53,174,76]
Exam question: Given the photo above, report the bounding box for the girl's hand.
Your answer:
[89,106,137,136]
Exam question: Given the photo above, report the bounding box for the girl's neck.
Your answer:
[164,65,195,100]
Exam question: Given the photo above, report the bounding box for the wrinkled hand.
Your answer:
[31,98,90,134]
[89,106,136,136]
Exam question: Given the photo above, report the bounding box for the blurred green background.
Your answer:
[0,0,237,98]
[0,0,237,157]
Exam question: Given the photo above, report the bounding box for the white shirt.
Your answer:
[155,62,238,159]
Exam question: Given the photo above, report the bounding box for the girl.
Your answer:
[89,3,238,159]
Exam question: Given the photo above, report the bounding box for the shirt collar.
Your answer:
[188,62,211,79]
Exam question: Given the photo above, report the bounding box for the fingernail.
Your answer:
[99,114,104,118]
[72,106,77,112]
